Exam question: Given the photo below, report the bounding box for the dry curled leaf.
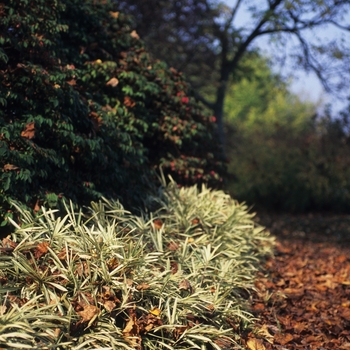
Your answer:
[214,337,234,350]
[179,279,192,292]
[149,307,161,317]
[66,79,76,86]
[3,164,19,171]
[107,257,119,271]
[123,309,141,348]
[167,241,179,251]
[77,304,100,324]
[106,77,119,87]
[130,30,139,39]
[153,219,163,230]
[170,261,178,274]
[34,242,49,259]
[2,237,17,249]
[274,332,294,345]
[139,313,163,333]
[21,122,35,139]
[34,199,41,214]
[110,11,119,18]
[191,218,200,225]
[136,282,150,291]
[103,300,116,312]
[124,96,136,108]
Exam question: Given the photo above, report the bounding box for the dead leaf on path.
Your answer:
[340,308,350,321]
[274,332,294,345]
[253,303,265,312]
[336,255,348,263]
[257,324,274,344]
[283,287,305,298]
[250,214,350,349]
[214,337,233,350]
[247,337,266,350]
[293,321,307,334]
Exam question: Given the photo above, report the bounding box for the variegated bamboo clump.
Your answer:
[0,179,274,349]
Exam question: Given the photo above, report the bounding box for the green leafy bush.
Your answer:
[0,180,273,349]
[0,0,225,226]
[226,106,350,212]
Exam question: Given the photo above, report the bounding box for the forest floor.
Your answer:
[242,213,350,349]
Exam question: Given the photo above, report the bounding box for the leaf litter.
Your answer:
[244,213,350,349]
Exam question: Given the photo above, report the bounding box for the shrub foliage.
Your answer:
[0,0,225,225]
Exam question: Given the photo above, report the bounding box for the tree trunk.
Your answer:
[213,58,232,161]
[213,94,226,160]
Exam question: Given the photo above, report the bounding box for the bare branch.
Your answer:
[225,0,244,30]
[294,31,331,92]
[227,0,285,70]
[329,20,350,31]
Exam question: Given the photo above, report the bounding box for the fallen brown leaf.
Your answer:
[77,304,100,323]
[247,337,266,350]
[274,332,294,345]
[153,219,163,230]
[34,242,49,259]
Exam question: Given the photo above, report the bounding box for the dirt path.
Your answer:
[243,214,350,349]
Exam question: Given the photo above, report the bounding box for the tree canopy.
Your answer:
[119,0,350,148]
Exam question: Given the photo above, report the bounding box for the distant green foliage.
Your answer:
[0,0,225,225]
[224,55,350,212]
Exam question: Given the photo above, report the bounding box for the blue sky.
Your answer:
[222,0,349,114]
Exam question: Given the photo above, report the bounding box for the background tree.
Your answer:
[223,53,350,212]
[118,0,350,150]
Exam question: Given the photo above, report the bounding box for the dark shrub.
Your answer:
[0,0,225,225]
